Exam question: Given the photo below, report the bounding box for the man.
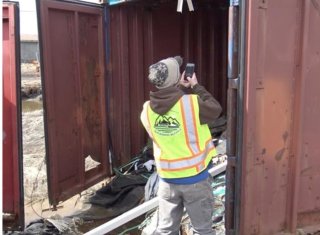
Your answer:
[140,56,222,235]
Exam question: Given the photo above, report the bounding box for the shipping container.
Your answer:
[238,1,320,234]
[3,0,320,234]
[2,1,24,230]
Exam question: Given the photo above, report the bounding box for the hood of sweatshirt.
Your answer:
[149,86,184,115]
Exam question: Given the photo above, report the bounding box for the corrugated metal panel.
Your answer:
[240,0,320,234]
[107,0,228,165]
[37,0,109,206]
[2,2,24,230]
[294,0,320,228]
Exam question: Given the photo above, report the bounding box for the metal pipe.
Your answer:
[234,0,246,234]
[85,197,159,235]
[228,2,239,79]
[225,0,240,234]
[225,87,237,234]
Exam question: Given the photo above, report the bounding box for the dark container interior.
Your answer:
[107,0,229,165]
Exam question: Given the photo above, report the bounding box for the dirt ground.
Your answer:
[21,63,46,211]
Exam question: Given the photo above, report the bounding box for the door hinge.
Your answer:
[259,0,268,9]
[229,77,239,89]
[227,155,237,167]
[226,229,236,235]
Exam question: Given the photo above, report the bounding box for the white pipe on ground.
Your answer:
[85,161,227,235]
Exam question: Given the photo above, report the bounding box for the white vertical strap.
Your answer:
[177,0,183,12]
[186,0,194,11]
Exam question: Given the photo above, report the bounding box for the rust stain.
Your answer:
[282,131,289,143]
[275,148,285,161]
[301,166,313,176]
[311,0,320,16]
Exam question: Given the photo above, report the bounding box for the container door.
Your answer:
[36,0,110,206]
[3,2,24,230]
[238,0,320,234]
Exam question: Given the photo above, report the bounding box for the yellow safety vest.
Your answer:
[141,94,217,179]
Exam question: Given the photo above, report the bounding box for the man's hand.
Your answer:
[180,71,198,88]
[180,71,190,88]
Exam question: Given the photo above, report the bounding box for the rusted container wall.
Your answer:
[2,2,24,230]
[107,0,228,165]
[37,0,109,205]
[240,0,320,234]
[293,0,320,229]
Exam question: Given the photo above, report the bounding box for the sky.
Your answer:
[16,0,102,36]
[17,0,38,36]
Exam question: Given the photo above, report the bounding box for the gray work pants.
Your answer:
[155,178,215,235]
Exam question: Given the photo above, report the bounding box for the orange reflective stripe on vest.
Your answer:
[158,139,214,171]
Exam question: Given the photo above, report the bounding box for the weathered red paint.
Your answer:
[37,0,109,205]
[240,0,320,234]
[2,2,24,230]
